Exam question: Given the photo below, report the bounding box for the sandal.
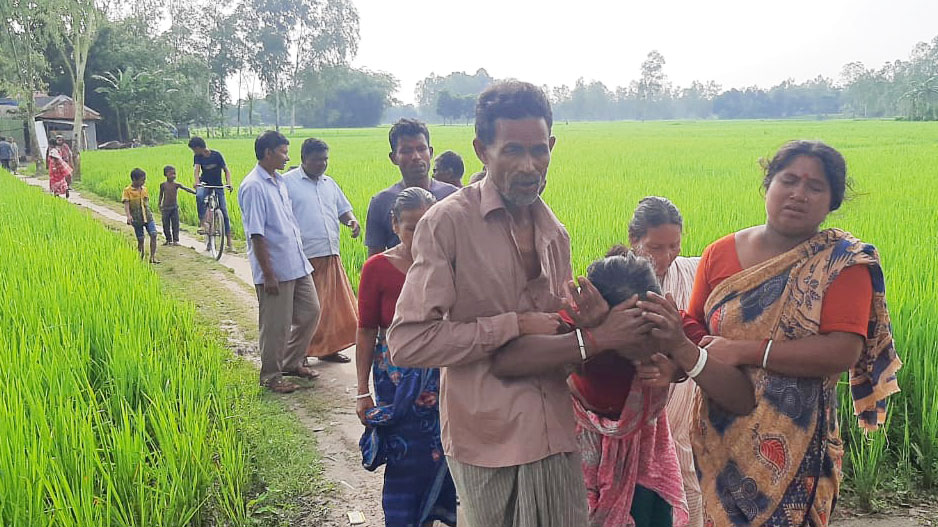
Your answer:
[319,352,351,363]
[283,366,320,380]
[267,379,299,393]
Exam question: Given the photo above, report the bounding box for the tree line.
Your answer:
[0,0,397,174]
[397,37,938,124]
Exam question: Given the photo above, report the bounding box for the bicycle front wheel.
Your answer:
[209,208,225,260]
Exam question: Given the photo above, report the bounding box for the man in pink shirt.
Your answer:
[388,81,646,527]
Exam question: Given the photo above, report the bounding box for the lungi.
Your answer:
[306,255,358,358]
[448,452,588,527]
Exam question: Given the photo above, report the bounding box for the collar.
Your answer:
[255,164,279,182]
[479,176,507,219]
[303,168,327,181]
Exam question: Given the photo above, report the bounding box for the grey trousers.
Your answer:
[448,452,588,527]
[255,274,321,385]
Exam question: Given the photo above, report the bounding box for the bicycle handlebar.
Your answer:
[199,185,230,189]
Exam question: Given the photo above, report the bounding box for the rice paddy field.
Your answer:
[60,120,938,504]
[0,171,328,525]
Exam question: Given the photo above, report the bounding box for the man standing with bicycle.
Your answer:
[189,136,234,250]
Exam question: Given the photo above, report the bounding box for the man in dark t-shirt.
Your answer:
[188,136,234,249]
[365,119,457,256]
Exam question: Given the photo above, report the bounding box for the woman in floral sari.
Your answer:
[47,142,72,198]
[640,140,901,527]
[356,188,457,527]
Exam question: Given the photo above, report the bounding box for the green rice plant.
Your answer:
[78,120,938,498]
[0,172,256,525]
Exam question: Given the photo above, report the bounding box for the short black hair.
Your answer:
[586,252,661,307]
[761,140,849,211]
[389,118,430,153]
[628,196,683,242]
[475,81,552,146]
[188,136,206,149]
[254,130,289,161]
[301,138,329,160]
[130,168,146,181]
[163,165,175,176]
[434,150,464,178]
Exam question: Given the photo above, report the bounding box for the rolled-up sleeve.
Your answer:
[239,184,267,237]
[387,212,520,368]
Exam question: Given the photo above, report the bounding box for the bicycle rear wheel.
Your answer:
[208,208,225,260]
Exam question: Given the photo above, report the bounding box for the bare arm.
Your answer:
[355,327,379,424]
[193,164,201,188]
[702,333,863,378]
[224,166,233,188]
[123,201,132,224]
[158,186,165,209]
[491,332,580,378]
[492,297,654,378]
[178,183,196,195]
[339,211,361,238]
[640,292,756,415]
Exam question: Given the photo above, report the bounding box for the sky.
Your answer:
[350,0,938,104]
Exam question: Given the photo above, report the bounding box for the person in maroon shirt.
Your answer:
[355,188,456,527]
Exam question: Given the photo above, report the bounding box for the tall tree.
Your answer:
[637,50,668,121]
[45,0,105,179]
[0,0,49,172]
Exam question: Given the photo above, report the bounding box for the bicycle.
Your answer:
[199,185,229,261]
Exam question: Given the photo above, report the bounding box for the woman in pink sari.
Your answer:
[47,143,72,198]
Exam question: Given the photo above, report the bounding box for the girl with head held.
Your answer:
[355,187,457,527]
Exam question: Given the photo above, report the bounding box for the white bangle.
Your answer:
[762,339,774,369]
[687,346,708,378]
[355,392,372,400]
[574,328,588,361]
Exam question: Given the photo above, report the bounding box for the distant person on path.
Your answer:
[284,138,361,364]
[356,188,457,527]
[47,138,73,198]
[644,140,902,527]
[431,150,465,187]
[9,138,19,173]
[158,165,195,246]
[55,136,74,189]
[239,131,321,393]
[388,81,644,526]
[0,137,12,170]
[122,168,159,263]
[364,119,458,257]
[188,136,234,250]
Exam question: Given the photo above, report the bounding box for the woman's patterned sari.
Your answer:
[693,229,901,527]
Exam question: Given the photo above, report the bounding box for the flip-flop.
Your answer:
[319,353,351,363]
[267,379,299,393]
[283,366,320,380]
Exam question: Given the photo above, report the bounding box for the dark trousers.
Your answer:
[161,207,180,242]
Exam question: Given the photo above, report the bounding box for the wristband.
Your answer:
[687,346,708,378]
[355,392,372,400]
[574,328,588,361]
[761,339,774,369]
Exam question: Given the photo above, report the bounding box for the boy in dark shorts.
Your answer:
[158,165,195,245]
[123,168,159,263]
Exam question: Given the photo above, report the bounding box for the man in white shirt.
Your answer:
[284,138,361,364]
[238,130,321,393]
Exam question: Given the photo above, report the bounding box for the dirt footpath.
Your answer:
[16,174,935,527]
